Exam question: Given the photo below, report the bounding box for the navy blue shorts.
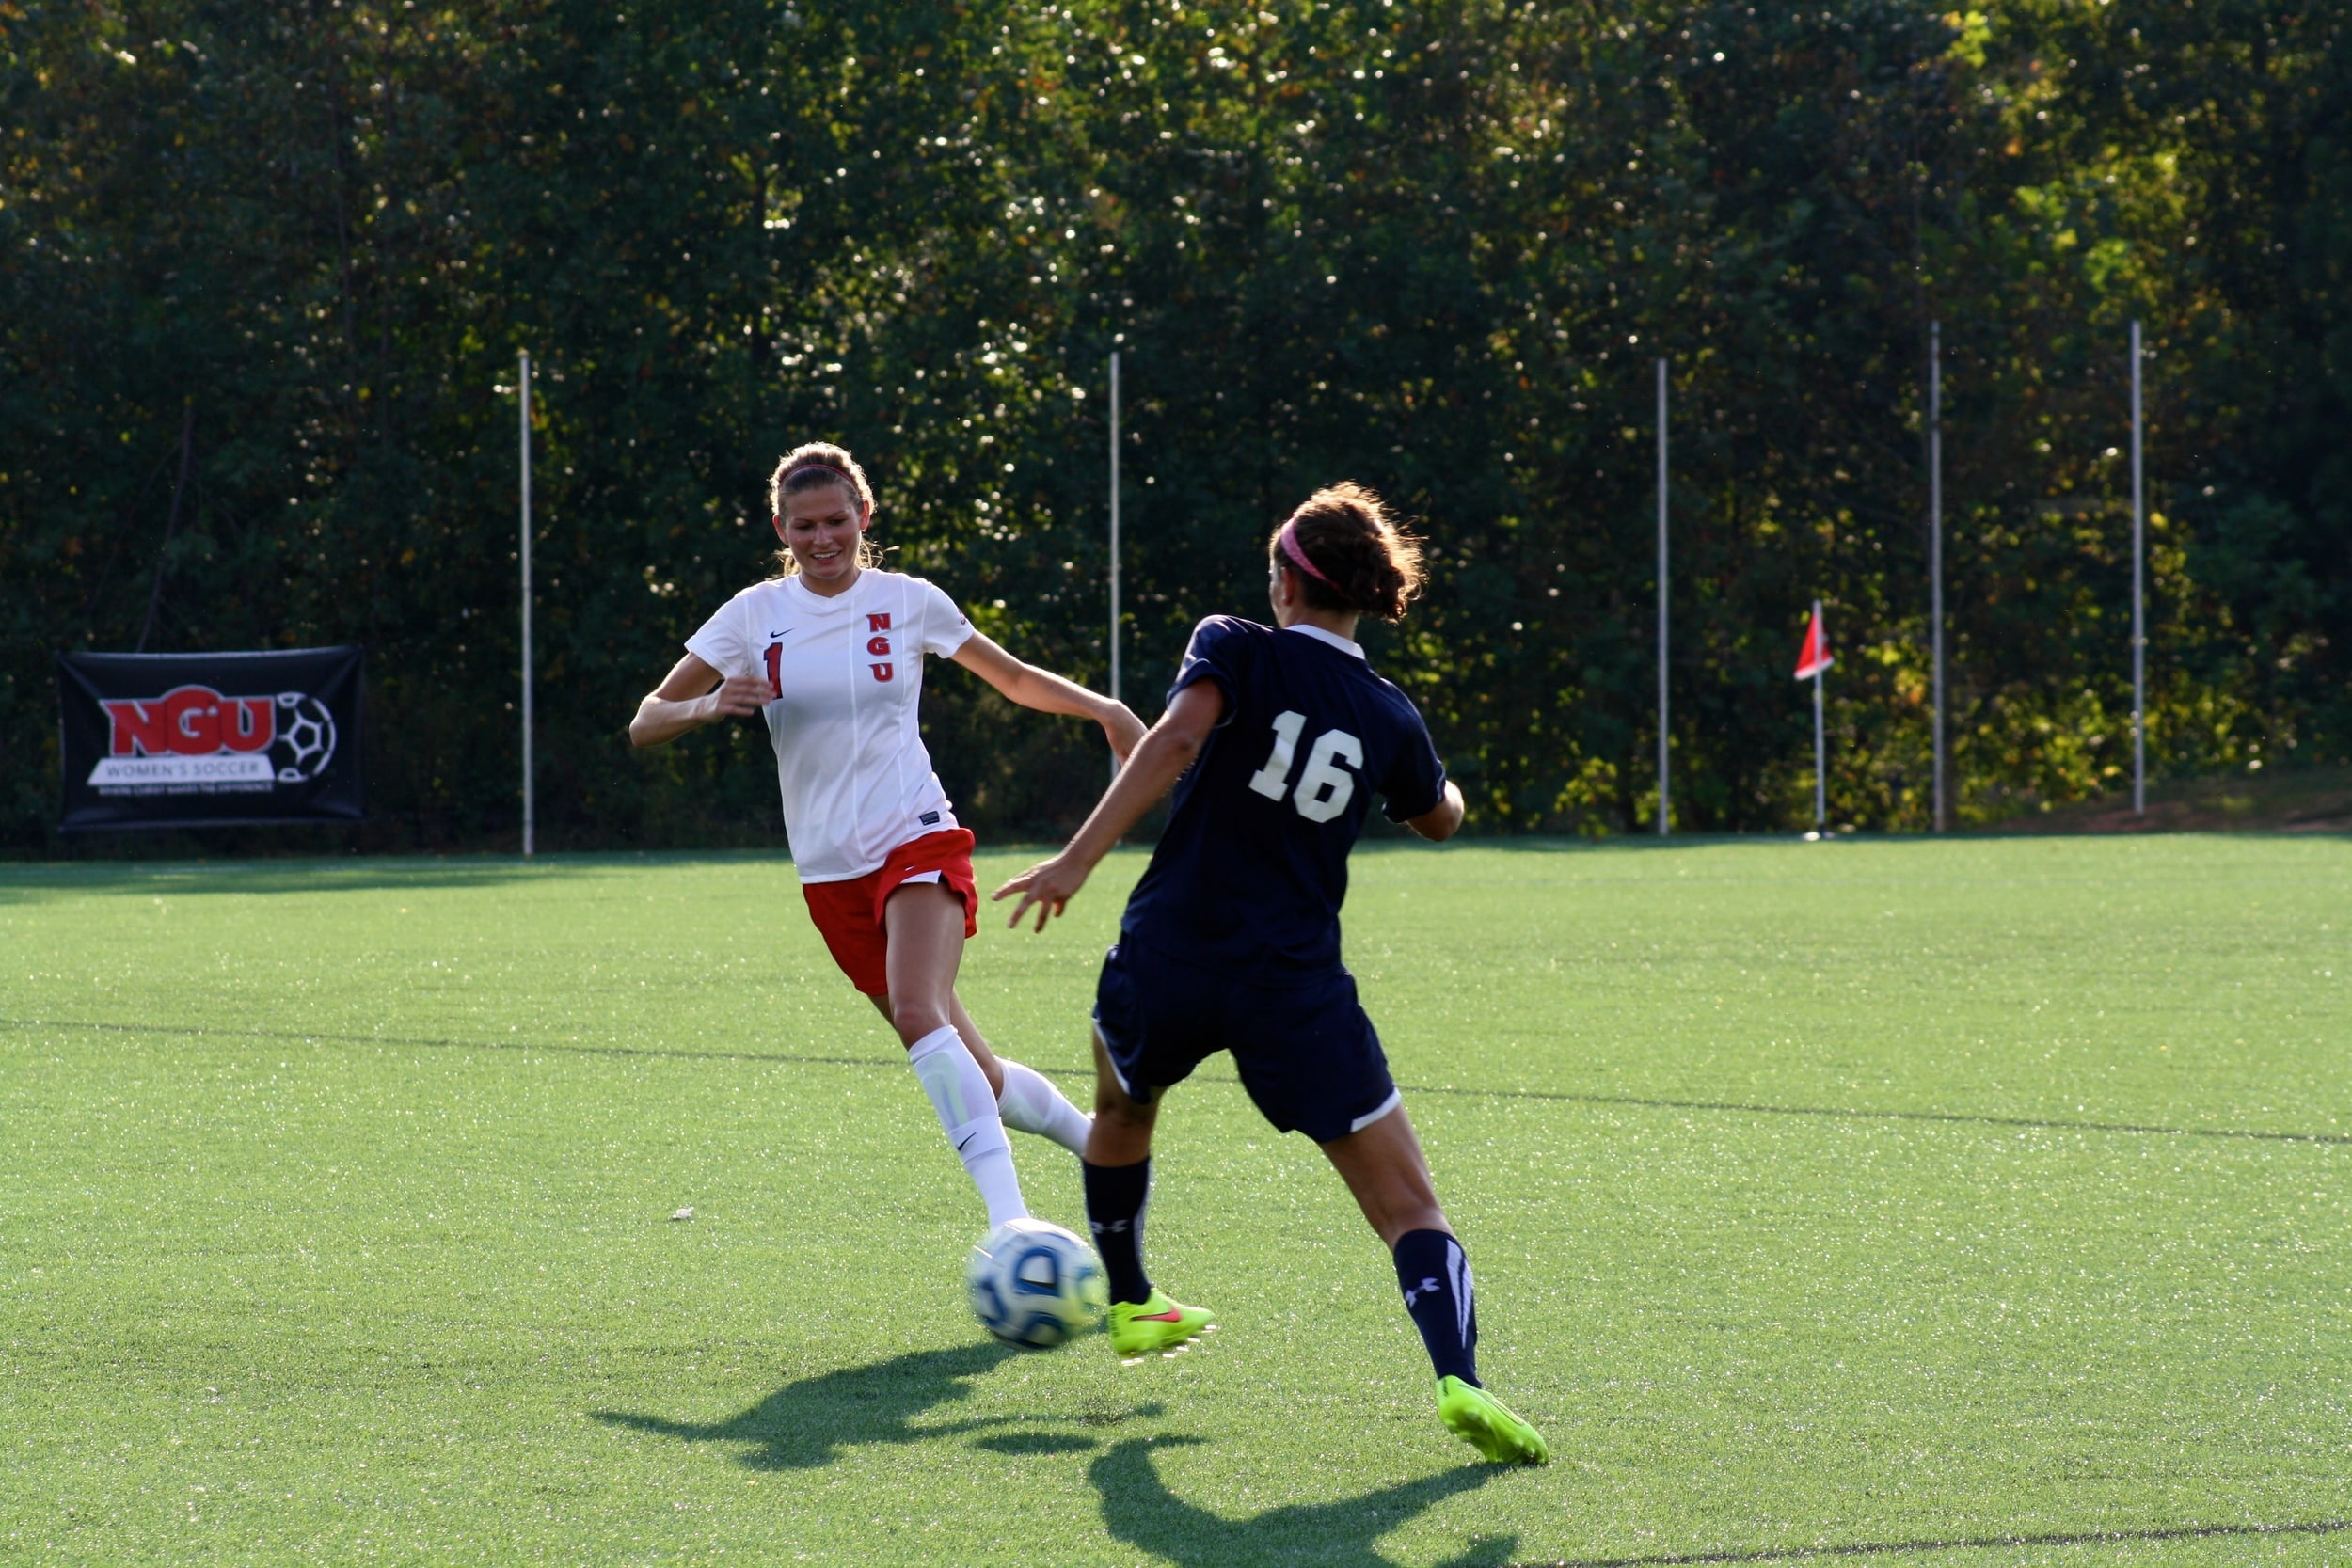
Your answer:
[1091,941,1401,1145]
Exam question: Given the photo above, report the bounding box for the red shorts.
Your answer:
[801,829,979,997]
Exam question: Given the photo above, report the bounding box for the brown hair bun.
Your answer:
[1272,482,1427,623]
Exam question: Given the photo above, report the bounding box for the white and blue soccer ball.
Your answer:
[966,1218,1108,1350]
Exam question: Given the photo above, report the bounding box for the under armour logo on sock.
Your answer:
[1404,1276,1442,1307]
[1089,1218,1130,1235]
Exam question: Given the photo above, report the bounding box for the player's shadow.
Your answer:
[1089,1434,1518,1568]
[592,1341,1023,1470]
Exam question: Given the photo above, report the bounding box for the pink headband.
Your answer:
[1277,516,1337,588]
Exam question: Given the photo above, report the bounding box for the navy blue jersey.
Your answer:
[1120,616,1447,977]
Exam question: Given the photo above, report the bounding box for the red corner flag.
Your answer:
[1793,602,1834,681]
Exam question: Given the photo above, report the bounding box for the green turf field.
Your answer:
[4,836,2347,1566]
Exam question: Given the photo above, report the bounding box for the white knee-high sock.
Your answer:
[907,1025,1027,1228]
[995,1059,1093,1156]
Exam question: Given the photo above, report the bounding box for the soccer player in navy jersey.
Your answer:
[994,483,1548,1465]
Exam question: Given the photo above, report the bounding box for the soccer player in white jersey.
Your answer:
[629,443,1139,1232]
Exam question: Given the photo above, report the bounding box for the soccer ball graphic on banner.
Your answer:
[966,1218,1108,1350]
[273,692,338,784]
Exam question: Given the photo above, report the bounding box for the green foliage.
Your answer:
[2,0,2344,849]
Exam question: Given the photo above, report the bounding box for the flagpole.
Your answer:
[2130,320,2144,816]
[1930,321,1945,832]
[518,350,534,861]
[1108,349,1122,784]
[1813,599,1826,830]
[1656,356,1669,838]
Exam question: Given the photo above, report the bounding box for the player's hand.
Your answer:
[1099,702,1148,764]
[707,674,772,720]
[993,853,1091,933]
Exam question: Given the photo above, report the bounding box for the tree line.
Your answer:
[3,0,2344,852]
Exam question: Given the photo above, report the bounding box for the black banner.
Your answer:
[56,647,365,832]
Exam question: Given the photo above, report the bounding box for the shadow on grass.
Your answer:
[0,1014,886,1071]
[16,1011,2351,1147]
[1399,1081,2352,1147]
[0,849,828,901]
[1541,1517,2352,1567]
[0,859,550,902]
[1090,1434,1515,1568]
[591,1342,1027,1470]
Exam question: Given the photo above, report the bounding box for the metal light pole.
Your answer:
[519,350,535,859]
[1108,351,1121,707]
[1656,356,1670,837]
[1108,351,1122,782]
[2130,320,2145,816]
[1930,321,1946,832]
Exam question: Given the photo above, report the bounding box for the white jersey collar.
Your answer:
[783,570,864,612]
[1282,622,1365,660]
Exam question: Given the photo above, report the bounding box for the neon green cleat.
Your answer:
[1106,1291,1215,1358]
[1437,1375,1549,1465]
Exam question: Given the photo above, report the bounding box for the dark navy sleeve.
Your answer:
[1166,616,1252,729]
[1378,698,1448,822]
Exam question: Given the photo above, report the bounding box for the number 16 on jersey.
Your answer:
[1247,710,1362,823]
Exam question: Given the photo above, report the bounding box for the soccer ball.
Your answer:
[966,1218,1107,1350]
[273,693,338,784]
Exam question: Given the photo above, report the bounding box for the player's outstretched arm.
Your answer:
[992,680,1225,931]
[628,653,768,749]
[950,632,1147,761]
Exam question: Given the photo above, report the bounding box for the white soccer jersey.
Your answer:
[684,570,975,882]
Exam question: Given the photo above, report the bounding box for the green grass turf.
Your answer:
[3,836,2348,1566]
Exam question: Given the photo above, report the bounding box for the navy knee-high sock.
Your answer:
[1082,1158,1153,1306]
[1392,1228,1479,1386]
